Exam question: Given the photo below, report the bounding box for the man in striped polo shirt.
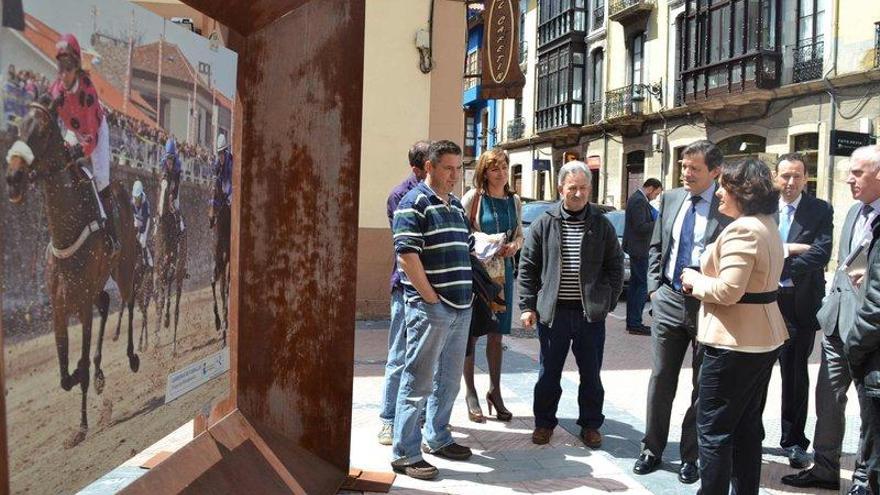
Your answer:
[518,161,624,449]
[391,140,474,480]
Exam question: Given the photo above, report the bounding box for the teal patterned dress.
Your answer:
[478,194,517,335]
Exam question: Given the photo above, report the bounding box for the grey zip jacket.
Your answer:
[517,203,624,327]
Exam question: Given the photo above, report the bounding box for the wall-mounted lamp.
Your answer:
[631,80,663,106]
[415,28,433,74]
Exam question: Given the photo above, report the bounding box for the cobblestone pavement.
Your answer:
[345,299,863,495]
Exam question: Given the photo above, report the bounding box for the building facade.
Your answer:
[492,0,880,237]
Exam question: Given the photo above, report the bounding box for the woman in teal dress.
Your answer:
[461,149,523,422]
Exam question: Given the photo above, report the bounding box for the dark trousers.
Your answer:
[777,291,817,450]
[626,255,649,327]
[698,345,779,495]
[534,307,606,430]
[642,283,702,462]
[812,332,873,487]
[868,397,880,494]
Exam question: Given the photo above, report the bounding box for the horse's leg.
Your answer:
[222,259,230,331]
[211,276,221,332]
[172,276,183,356]
[68,306,93,447]
[113,297,124,342]
[92,290,109,395]
[53,309,76,391]
[164,276,172,329]
[126,293,139,372]
[222,260,229,347]
[153,271,165,346]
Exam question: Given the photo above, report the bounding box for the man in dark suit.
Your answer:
[623,178,663,335]
[772,153,833,468]
[632,140,731,484]
[784,145,880,494]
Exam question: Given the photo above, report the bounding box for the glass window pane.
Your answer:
[800,0,813,16]
[734,2,744,54]
[748,0,759,50]
[721,5,731,58]
[573,67,583,101]
[764,0,775,48]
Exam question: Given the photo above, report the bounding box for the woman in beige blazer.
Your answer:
[680,159,788,495]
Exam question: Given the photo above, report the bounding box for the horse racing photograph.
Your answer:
[0,0,235,492]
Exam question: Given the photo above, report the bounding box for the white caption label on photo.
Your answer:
[165,348,230,404]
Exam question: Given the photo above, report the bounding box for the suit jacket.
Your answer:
[623,189,654,258]
[779,194,834,331]
[844,219,880,396]
[690,214,789,349]
[647,186,732,294]
[816,203,862,338]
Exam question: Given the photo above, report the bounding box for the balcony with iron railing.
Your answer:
[608,0,654,24]
[507,117,526,141]
[604,85,643,120]
[680,50,781,103]
[588,99,603,124]
[792,39,824,83]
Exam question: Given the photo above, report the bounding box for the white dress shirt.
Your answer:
[665,183,717,282]
[778,194,803,287]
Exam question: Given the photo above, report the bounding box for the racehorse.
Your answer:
[4,101,139,446]
[153,171,187,355]
[114,241,153,351]
[209,172,230,347]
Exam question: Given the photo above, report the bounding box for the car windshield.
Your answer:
[521,202,557,225]
[604,210,625,237]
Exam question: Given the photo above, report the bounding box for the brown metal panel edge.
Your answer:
[0,181,9,495]
[175,0,312,36]
[126,0,365,492]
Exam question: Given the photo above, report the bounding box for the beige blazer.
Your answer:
[690,214,789,349]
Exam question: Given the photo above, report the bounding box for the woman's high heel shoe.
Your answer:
[485,392,513,421]
[466,394,485,423]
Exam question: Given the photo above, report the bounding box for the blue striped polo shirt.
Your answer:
[393,182,474,309]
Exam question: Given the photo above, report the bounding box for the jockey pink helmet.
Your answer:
[55,34,82,62]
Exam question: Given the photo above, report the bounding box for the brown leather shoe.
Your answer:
[581,428,602,449]
[532,427,553,445]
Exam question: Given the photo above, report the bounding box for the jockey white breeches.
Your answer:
[90,118,111,192]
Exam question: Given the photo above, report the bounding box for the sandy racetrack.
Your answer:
[5,287,228,495]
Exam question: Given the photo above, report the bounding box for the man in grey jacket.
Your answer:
[518,160,624,449]
[786,144,880,494]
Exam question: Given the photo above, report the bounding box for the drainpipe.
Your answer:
[824,0,840,204]
[602,130,609,205]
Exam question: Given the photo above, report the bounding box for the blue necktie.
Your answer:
[779,204,794,244]
[673,196,701,290]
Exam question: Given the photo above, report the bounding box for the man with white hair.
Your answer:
[518,160,624,448]
[785,144,880,494]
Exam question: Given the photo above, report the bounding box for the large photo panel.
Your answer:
[1,1,236,492]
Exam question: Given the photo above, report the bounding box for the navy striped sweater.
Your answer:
[392,182,474,309]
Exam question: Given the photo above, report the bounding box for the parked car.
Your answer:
[602,210,631,288]
[515,201,628,289]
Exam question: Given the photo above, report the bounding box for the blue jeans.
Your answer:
[379,288,407,425]
[626,255,648,327]
[534,307,606,430]
[392,300,472,463]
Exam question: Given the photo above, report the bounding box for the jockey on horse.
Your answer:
[211,133,233,226]
[49,33,119,253]
[131,180,153,267]
[161,137,185,233]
